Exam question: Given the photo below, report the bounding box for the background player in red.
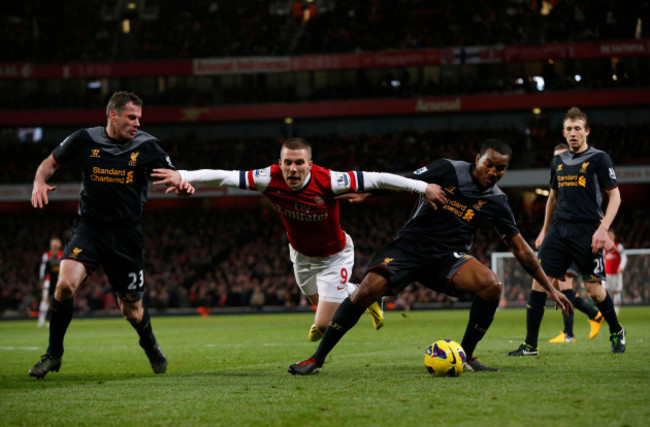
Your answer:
[152,137,446,341]
[37,237,64,328]
[604,229,627,314]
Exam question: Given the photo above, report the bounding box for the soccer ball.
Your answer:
[424,339,466,377]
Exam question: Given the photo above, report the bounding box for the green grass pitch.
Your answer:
[1,307,649,426]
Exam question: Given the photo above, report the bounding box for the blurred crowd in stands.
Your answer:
[2,196,648,317]
[2,0,649,317]
[2,0,648,62]
[2,1,649,110]
[3,123,650,185]
[2,125,650,315]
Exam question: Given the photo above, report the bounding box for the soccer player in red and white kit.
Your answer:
[604,229,627,314]
[152,138,446,340]
[38,237,64,327]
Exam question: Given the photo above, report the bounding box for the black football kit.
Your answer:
[53,126,175,298]
[538,146,618,281]
[367,158,520,295]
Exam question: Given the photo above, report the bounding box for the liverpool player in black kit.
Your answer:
[288,139,572,375]
[508,107,625,356]
[29,91,192,379]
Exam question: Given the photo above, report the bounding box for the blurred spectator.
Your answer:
[1,194,648,316]
[3,123,650,184]
[3,1,648,62]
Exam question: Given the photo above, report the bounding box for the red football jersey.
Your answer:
[245,164,358,257]
[604,242,625,274]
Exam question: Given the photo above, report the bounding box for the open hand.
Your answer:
[423,183,447,210]
[151,169,182,188]
[592,227,614,253]
[31,182,56,209]
[168,181,195,197]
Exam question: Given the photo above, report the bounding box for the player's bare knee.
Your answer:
[585,282,606,303]
[351,282,384,307]
[54,279,76,299]
[478,274,502,302]
[121,305,143,325]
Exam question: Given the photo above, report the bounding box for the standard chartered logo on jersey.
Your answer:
[90,166,134,184]
[557,174,587,188]
[443,199,475,223]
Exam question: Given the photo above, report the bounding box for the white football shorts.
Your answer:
[604,273,623,293]
[290,233,354,303]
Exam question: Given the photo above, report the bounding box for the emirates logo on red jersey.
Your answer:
[314,195,325,206]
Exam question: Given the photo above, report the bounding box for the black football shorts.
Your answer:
[366,237,473,296]
[538,219,606,282]
[62,219,146,301]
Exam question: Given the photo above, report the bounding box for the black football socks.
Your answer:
[595,292,622,334]
[312,297,365,365]
[47,297,74,358]
[525,290,547,349]
[461,296,498,359]
[574,295,599,319]
[130,307,157,350]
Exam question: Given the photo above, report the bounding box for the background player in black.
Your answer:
[543,144,604,344]
[289,139,572,375]
[37,237,63,328]
[29,91,193,379]
[508,106,625,356]
[546,262,604,343]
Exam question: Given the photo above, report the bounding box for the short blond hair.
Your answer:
[563,106,589,129]
[281,138,312,159]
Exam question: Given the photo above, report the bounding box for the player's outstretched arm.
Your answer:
[505,233,573,316]
[32,154,59,209]
[352,172,447,209]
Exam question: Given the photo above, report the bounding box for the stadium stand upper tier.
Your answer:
[2,0,649,61]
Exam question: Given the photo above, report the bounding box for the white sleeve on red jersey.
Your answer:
[39,252,47,281]
[242,167,272,192]
[179,167,273,192]
[617,243,627,270]
[329,171,427,194]
[178,169,240,187]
